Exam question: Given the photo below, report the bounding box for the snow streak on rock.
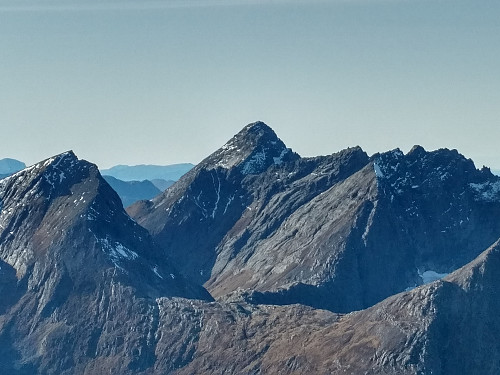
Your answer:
[469,181,500,202]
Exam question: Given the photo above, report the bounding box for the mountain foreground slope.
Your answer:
[0,152,211,373]
[169,238,500,375]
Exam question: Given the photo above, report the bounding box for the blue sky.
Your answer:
[1,0,499,169]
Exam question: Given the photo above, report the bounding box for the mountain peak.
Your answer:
[373,146,482,184]
[445,238,500,290]
[0,151,210,301]
[201,121,298,174]
[240,120,275,136]
[0,150,92,206]
[408,144,426,156]
[45,150,77,164]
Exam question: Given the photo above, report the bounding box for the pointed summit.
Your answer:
[201,121,298,174]
[0,151,210,300]
[127,122,303,285]
[2,150,77,178]
[240,120,276,136]
[0,151,91,219]
[445,238,500,290]
[0,151,122,276]
[407,144,426,157]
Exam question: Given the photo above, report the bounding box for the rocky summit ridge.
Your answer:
[202,121,298,173]
[2,122,500,374]
[129,122,500,313]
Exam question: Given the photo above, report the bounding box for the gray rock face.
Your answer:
[128,121,301,286]
[171,240,500,375]
[4,236,500,374]
[2,126,500,374]
[0,151,209,301]
[0,151,213,374]
[129,123,500,313]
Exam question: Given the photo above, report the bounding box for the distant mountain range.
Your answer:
[0,158,186,207]
[2,122,500,374]
[100,163,194,182]
[100,164,191,207]
[0,158,25,179]
[102,176,163,208]
[150,178,175,191]
[100,163,193,207]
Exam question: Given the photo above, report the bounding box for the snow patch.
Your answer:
[193,190,208,219]
[405,269,450,291]
[242,149,267,175]
[373,162,384,178]
[210,171,221,218]
[469,180,500,202]
[361,201,378,244]
[152,265,164,279]
[223,195,234,215]
[440,172,451,181]
[418,269,449,284]
[216,141,242,169]
[97,237,139,267]
[273,148,288,165]
[43,157,56,167]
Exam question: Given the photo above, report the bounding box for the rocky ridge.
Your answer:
[129,122,500,312]
[171,238,500,374]
[3,232,499,373]
[128,121,300,286]
[0,152,212,373]
[0,151,208,299]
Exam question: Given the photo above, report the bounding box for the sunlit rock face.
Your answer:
[130,123,500,313]
[2,124,500,374]
[0,151,211,374]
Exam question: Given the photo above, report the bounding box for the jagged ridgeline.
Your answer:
[129,121,500,313]
[1,122,500,374]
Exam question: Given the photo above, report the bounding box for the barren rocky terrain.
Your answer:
[2,123,500,374]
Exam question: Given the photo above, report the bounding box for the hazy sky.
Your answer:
[1,0,499,169]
